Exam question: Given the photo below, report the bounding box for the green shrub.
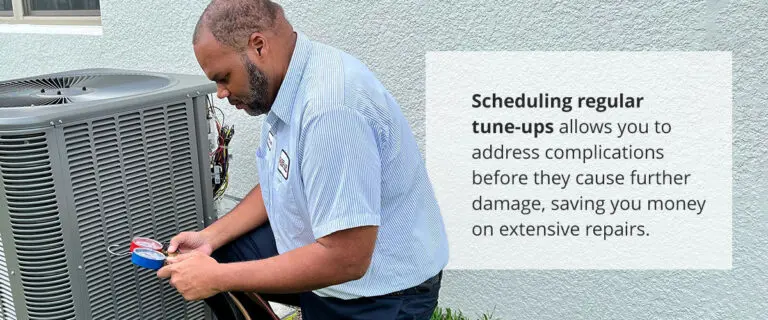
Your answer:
[431,307,497,320]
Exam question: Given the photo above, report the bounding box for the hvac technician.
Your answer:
[156,0,449,319]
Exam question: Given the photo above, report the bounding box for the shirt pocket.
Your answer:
[272,171,307,237]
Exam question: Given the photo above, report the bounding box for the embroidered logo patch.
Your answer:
[278,149,290,180]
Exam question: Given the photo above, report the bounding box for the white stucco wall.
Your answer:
[2,1,767,318]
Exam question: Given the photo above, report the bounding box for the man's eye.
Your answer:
[214,75,228,84]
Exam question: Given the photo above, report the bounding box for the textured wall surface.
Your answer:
[2,1,767,318]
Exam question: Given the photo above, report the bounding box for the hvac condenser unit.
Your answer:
[0,69,217,320]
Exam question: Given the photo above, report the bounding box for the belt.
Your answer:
[383,271,443,297]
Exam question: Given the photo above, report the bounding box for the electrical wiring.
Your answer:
[215,106,225,126]
[208,95,234,200]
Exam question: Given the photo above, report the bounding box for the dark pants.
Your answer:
[206,222,442,320]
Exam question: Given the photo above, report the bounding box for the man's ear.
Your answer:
[248,32,265,56]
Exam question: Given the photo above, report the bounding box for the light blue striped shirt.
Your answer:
[255,32,449,299]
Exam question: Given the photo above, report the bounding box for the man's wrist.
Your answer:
[212,262,234,293]
[215,261,255,293]
[200,227,223,252]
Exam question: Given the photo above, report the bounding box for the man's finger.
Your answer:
[167,233,186,253]
[156,265,174,279]
[166,252,196,264]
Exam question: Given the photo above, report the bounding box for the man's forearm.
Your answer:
[202,184,269,250]
[215,226,378,294]
[216,243,359,294]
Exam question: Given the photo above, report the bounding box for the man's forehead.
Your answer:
[195,27,219,46]
[194,31,231,77]
[194,30,224,58]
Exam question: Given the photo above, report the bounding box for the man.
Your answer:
[157,1,449,319]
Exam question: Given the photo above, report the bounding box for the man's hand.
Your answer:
[157,251,223,301]
[167,231,214,256]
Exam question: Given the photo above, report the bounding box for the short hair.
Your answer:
[194,0,282,51]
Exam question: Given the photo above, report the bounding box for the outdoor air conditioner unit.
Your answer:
[0,69,217,320]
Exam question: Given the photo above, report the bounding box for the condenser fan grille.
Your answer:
[0,73,172,108]
[0,68,215,320]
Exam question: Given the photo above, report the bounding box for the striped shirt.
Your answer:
[255,31,449,299]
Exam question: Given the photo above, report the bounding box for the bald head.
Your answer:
[194,0,284,51]
[193,0,298,117]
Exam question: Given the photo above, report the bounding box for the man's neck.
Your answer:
[275,31,298,91]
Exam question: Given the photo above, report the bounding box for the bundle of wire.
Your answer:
[208,96,234,200]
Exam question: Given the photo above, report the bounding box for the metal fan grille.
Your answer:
[0,232,16,320]
[0,74,171,108]
[64,103,204,319]
[0,76,97,106]
[0,75,97,90]
[0,132,75,320]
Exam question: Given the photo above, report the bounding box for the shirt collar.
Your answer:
[269,31,311,124]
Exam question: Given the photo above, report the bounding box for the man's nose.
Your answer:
[216,86,230,99]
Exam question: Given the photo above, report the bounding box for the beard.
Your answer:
[239,54,271,116]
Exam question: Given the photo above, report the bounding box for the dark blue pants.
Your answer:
[207,222,442,320]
